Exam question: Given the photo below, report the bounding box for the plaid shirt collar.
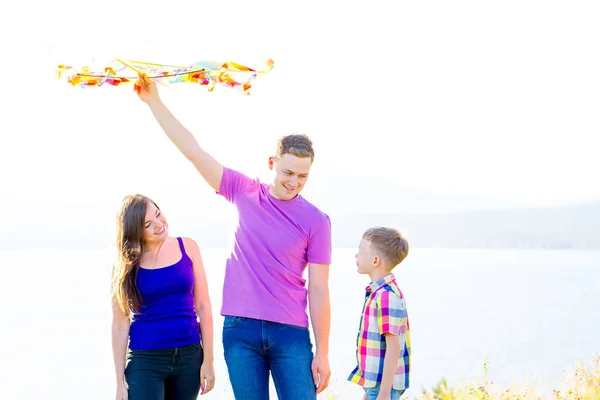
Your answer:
[366,273,396,293]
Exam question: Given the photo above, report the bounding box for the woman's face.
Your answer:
[142,201,169,245]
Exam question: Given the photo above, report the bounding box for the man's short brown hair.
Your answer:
[363,227,409,269]
[275,134,314,162]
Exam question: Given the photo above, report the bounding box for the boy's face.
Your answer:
[355,239,377,274]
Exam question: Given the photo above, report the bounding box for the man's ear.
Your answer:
[268,156,277,170]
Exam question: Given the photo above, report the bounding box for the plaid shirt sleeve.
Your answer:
[376,289,408,336]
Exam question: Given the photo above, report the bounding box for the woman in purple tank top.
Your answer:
[111,194,215,400]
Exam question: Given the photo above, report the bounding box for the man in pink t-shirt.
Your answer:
[136,74,332,400]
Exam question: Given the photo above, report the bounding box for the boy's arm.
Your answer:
[376,290,408,398]
[308,262,331,394]
[378,333,401,396]
[137,74,223,191]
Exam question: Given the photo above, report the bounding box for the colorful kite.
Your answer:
[56,58,274,95]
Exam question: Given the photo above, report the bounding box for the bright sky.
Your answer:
[2,0,600,215]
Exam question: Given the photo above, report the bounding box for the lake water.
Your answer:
[0,248,598,399]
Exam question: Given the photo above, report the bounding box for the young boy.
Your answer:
[348,227,411,400]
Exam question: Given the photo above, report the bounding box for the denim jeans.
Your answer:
[364,385,405,400]
[223,316,316,400]
[125,342,203,400]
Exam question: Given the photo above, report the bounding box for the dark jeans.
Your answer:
[125,342,203,400]
[223,316,316,400]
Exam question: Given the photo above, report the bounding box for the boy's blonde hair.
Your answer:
[363,227,409,270]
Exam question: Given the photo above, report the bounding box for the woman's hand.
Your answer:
[115,383,128,400]
[200,361,216,395]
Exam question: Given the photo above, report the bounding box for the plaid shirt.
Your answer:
[348,273,411,389]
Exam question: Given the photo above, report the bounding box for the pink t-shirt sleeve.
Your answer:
[307,214,332,265]
[217,167,255,203]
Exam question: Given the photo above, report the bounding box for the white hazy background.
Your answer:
[1,0,599,399]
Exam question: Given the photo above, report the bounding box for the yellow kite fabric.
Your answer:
[57,58,274,95]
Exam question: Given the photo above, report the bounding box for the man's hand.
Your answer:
[375,393,391,400]
[311,353,331,394]
[134,73,160,104]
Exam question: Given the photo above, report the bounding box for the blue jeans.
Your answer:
[125,342,203,400]
[364,385,405,400]
[222,316,316,400]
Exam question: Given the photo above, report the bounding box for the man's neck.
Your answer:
[268,185,298,201]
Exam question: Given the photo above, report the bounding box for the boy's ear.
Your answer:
[373,255,382,267]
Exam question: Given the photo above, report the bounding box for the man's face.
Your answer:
[269,153,312,200]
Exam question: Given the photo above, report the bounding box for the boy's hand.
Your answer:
[311,353,331,394]
[134,73,160,104]
[375,394,391,400]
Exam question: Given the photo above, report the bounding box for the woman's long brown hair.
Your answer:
[111,194,159,315]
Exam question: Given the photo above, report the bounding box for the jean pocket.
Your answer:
[191,342,202,351]
[127,349,153,358]
[223,315,242,329]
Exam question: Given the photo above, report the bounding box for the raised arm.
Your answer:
[136,74,223,191]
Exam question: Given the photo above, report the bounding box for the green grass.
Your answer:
[326,354,600,400]
[416,355,600,400]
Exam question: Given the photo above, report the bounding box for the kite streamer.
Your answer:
[56,58,274,95]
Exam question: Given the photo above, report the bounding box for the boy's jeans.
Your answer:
[124,342,203,400]
[364,384,405,400]
[223,315,316,400]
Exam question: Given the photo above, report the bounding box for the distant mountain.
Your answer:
[332,201,600,249]
[2,176,598,249]
[3,198,599,250]
[2,196,237,250]
[303,168,531,216]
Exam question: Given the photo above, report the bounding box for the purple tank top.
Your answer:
[129,237,201,350]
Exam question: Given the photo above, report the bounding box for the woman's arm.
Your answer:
[111,299,130,399]
[185,237,215,394]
